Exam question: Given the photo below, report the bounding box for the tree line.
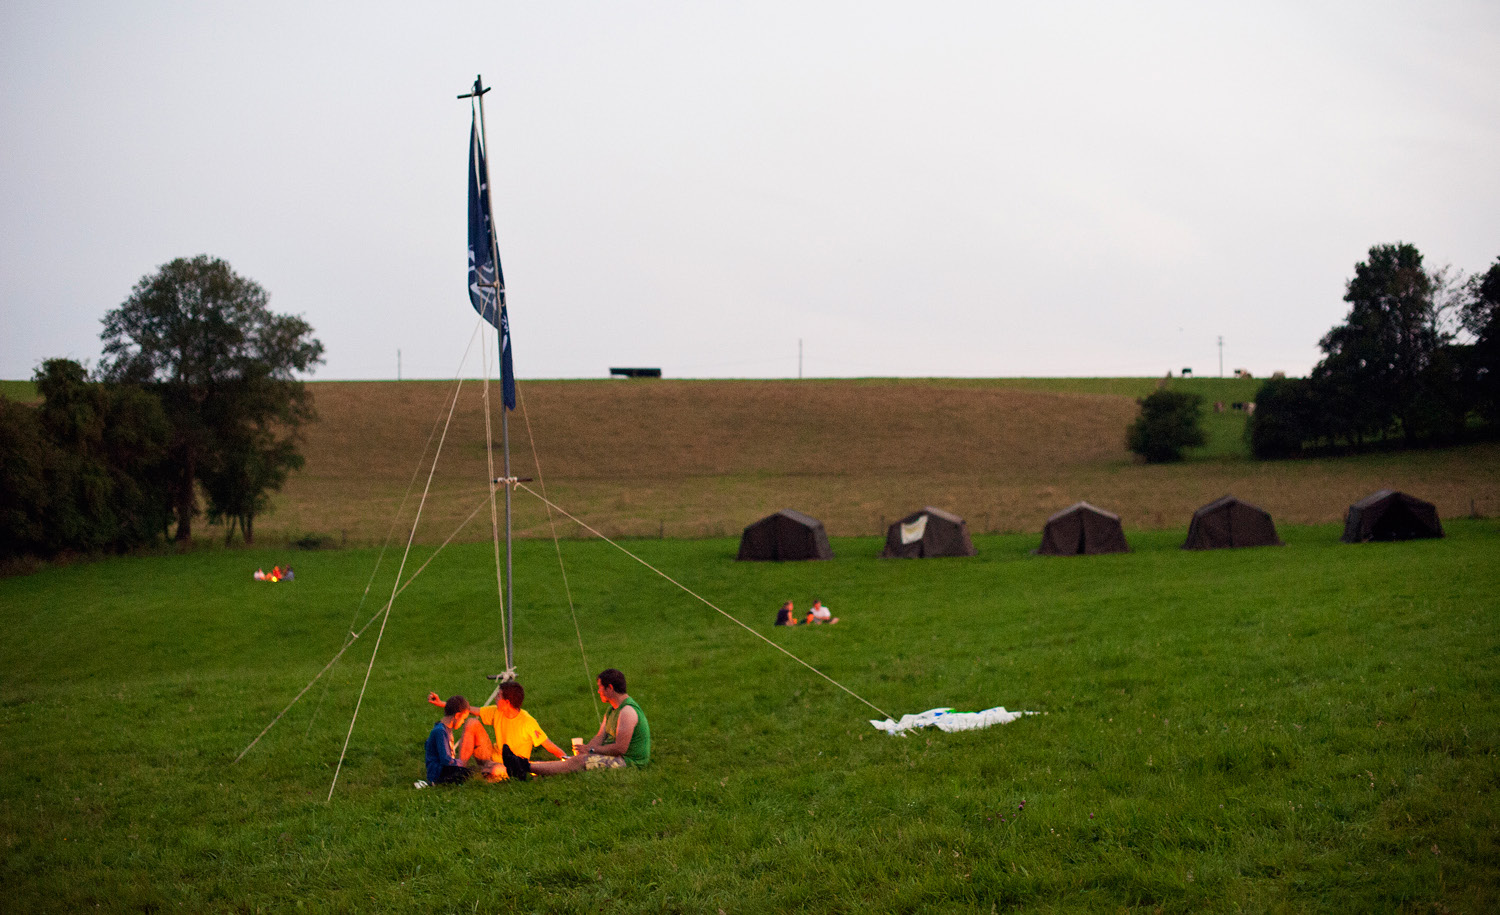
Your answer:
[1247,244,1500,458]
[1,256,322,561]
[1128,243,1500,463]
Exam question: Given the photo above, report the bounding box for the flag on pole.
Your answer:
[499,304,515,410]
[467,114,500,326]
[467,103,515,409]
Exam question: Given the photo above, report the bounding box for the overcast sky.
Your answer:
[3,1,1497,382]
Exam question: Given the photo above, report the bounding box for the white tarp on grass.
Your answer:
[871,706,1036,735]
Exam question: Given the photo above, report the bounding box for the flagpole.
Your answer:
[462,74,516,680]
[475,81,516,678]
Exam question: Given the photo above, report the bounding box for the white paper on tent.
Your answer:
[900,515,929,545]
[870,706,1036,736]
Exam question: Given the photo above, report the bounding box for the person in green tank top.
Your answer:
[503,668,650,779]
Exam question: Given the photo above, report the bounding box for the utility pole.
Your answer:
[1217,336,1223,378]
[799,338,803,379]
[397,348,402,381]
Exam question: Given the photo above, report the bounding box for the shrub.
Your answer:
[1126,390,1205,463]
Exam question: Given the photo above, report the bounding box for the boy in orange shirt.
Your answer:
[426,681,568,780]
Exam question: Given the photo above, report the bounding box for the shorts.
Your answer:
[434,764,473,785]
[585,753,627,771]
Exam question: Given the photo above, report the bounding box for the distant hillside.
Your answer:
[256,378,1500,545]
[0,381,38,403]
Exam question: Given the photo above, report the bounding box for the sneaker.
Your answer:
[413,780,429,790]
[500,745,533,782]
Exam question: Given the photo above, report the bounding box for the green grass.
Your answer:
[2,519,1497,912]
[0,379,39,402]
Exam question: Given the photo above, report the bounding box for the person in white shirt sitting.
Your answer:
[807,599,839,624]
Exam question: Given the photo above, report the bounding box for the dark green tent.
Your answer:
[1341,490,1443,542]
[880,507,976,559]
[736,509,833,561]
[1182,495,1282,550]
[1035,502,1129,556]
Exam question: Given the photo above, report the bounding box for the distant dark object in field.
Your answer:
[1342,490,1444,543]
[609,367,661,378]
[880,507,976,559]
[1035,502,1130,556]
[737,509,833,561]
[1182,495,1283,550]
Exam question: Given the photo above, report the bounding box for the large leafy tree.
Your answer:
[1312,243,1445,443]
[0,359,172,559]
[0,397,52,558]
[35,359,175,551]
[100,256,323,541]
[1461,257,1500,423]
[201,415,304,545]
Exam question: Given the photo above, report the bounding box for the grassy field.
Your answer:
[256,377,1499,546]
[0,379,38,402]
[2,519,1497,912]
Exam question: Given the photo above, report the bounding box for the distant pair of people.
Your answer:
[418,668,650,788]
[774,599,838,627]
[253,565,293,582]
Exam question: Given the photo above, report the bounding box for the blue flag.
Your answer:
[467,107,515,409]
[499,302,515,410]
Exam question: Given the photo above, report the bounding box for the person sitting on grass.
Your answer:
[500,668,650,780]
[775,600,798,627]
[425,681,567,780]
[807,599,838,625]
[418,694,485,788]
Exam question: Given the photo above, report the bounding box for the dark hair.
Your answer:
[443,695,470,716]
[499,681,525,709]
[597,668,627,694]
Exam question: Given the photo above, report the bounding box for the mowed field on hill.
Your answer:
[263,378,1500,545]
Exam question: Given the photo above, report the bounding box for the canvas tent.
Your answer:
[737,509,834,561]
[1182,495,1283,550]
[1341,490,1444,543]
[881,507,977,559]
[1035,502,1129,556]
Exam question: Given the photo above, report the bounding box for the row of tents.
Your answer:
[735,490,1446,561]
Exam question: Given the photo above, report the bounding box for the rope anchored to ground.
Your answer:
[514,482,892,722]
